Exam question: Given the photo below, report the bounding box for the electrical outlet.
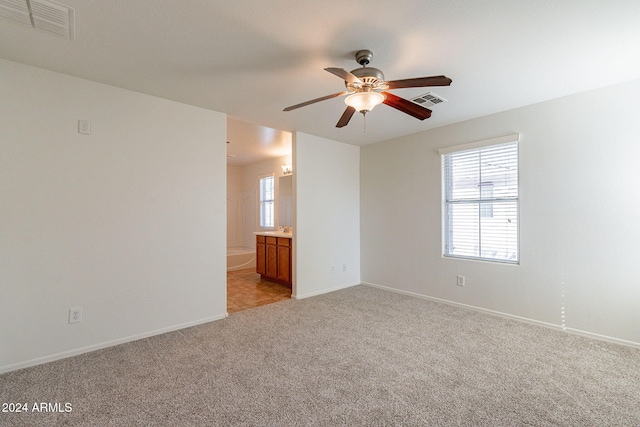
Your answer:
[69,307,83,324]
[342,264,347,272]
[456,275,465,287]
[78,120,91,135]
[331,265,335,273]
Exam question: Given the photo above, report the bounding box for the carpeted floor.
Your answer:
[2,285,639,426]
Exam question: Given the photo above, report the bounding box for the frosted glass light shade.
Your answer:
[345,92,385,113]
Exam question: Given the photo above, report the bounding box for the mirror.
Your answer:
[279,175,292,227]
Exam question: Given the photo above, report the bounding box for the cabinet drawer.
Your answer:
[277,237,291,247]
[266,236,278,245]
[257,235,265,243]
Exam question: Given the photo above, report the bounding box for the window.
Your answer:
[441,135,519,263]
[259,175,275,228]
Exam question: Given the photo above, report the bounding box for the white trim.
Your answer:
[438,133,520,155]
[561,327,640,349]
[362,281,640,350]
[0,314,227,374]
[293,281,360,300]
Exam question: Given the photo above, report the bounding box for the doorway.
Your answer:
[226,118,293,313]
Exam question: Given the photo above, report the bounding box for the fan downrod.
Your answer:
[355,49,373,66]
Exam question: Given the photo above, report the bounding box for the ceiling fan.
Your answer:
[284,49,452,128]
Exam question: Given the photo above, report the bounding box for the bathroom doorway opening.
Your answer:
[226,118,293,313]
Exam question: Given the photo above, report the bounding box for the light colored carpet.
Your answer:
[1,285,639,426]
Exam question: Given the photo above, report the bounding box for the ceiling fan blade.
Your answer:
[385,75,452,90]
[382,92,432,120]
[336,106,356,128]
[325,68,362,85]
[283,91,348,111]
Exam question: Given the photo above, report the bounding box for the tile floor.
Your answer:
[227,268,291,314]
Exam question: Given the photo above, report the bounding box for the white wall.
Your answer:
[361,78,640,347]
[294,132,360,299]
[0,60,228,372]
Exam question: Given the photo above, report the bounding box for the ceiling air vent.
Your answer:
[0,0,74,39]
[411,92,447,108]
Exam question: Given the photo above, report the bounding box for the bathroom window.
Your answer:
[440,135,519,263]
[259,175,275,228]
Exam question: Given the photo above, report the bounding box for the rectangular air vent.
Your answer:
[0,0,30,25]
[0,0,74,39]
[411,92,447,108]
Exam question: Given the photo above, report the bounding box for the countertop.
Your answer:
[254,231,293,238]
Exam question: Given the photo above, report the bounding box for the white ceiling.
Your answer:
[2,0,640,165]
[226,117,292,166]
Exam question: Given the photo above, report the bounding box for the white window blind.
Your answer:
[259,175,275,228]
[442,138,519,263]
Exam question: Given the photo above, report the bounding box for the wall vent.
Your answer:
[0,0,74,39]
[411,92,447,108]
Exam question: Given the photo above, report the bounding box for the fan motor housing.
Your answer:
[347,67,386,93]
[351,67,385,83]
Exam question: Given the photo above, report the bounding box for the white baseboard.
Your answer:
[293,281,360,300]
[362,281,640,350]
[0,314,227,374]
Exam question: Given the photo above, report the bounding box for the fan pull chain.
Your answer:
[363,112,367,133]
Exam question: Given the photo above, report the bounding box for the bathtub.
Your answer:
[227,246,256,271]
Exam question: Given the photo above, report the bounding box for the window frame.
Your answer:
[258,174,275,229]
[439,134,520,264]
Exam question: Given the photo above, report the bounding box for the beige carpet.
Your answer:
[2,285,639,426]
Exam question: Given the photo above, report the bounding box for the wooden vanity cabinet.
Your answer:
[276,237,291,283]
[266,237,278,278]
[256,235,292,287]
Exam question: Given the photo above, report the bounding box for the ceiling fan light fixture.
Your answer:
[283,49,451,128]
[344,92,385,114]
